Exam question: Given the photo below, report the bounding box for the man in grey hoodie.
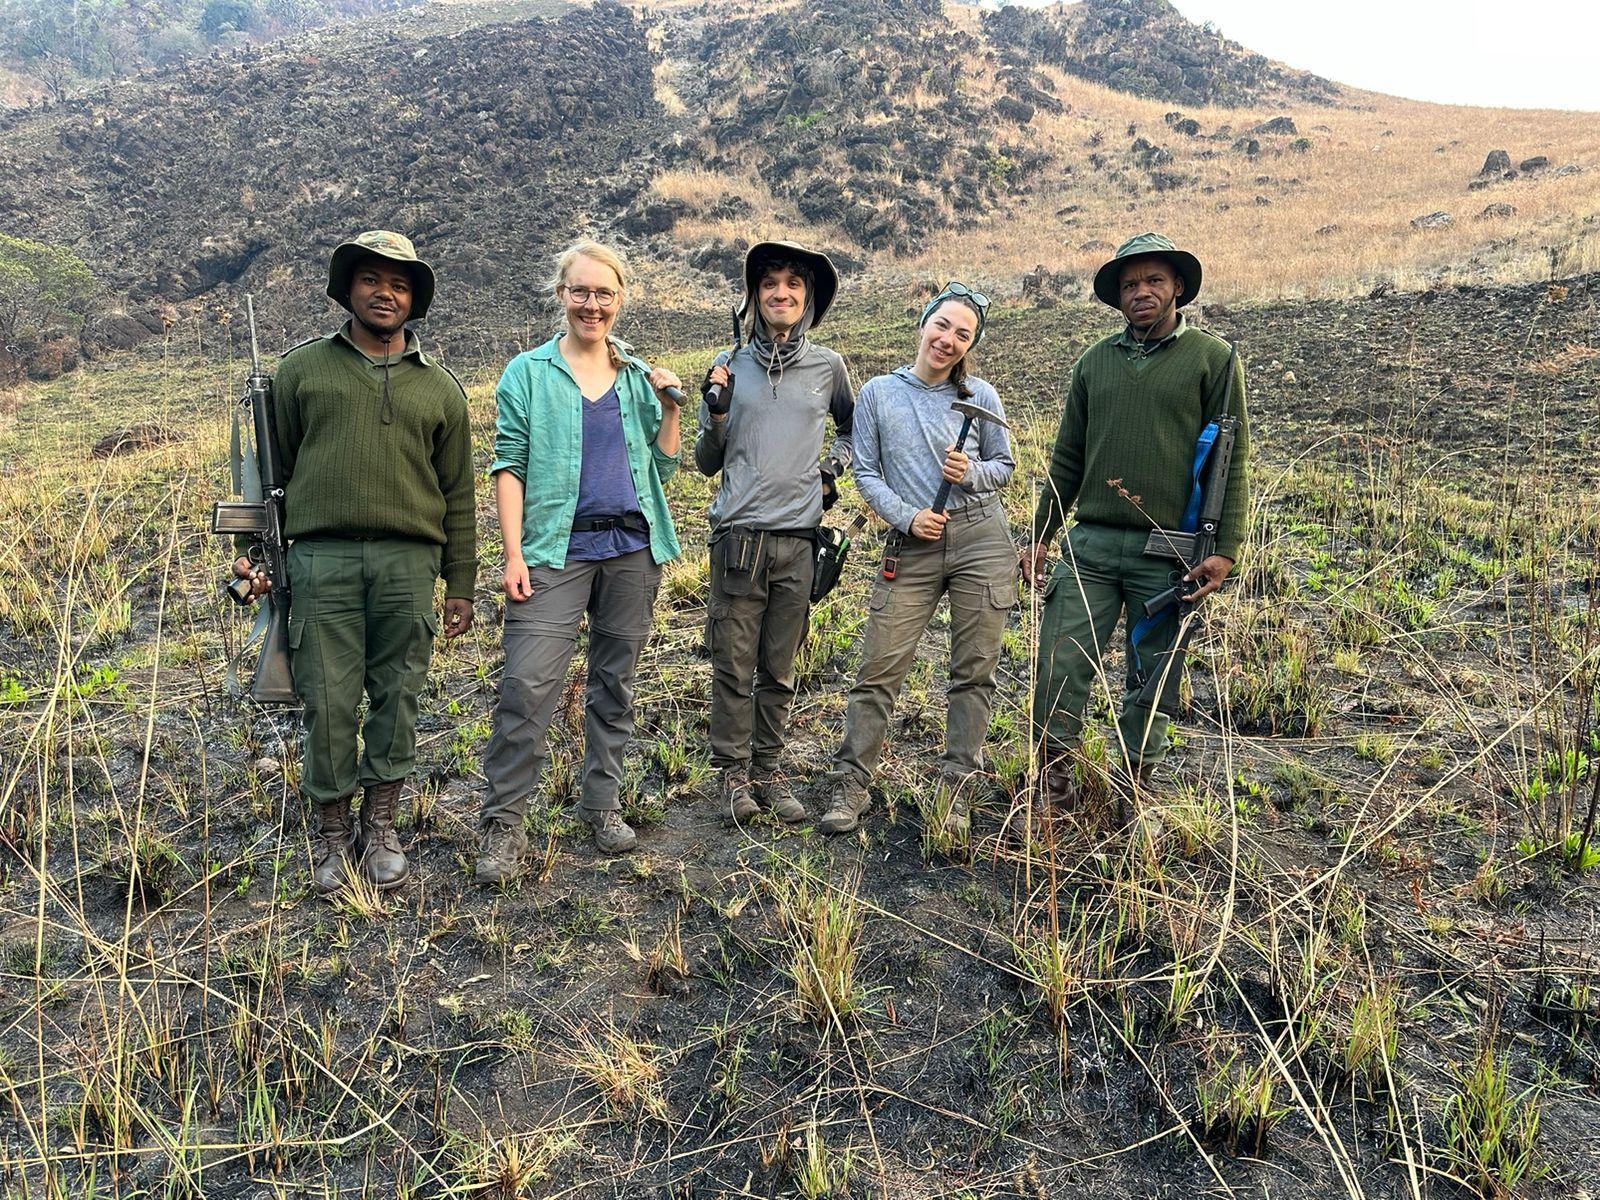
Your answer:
[696,241,854,824]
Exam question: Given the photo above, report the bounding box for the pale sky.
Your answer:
[1170,0,1598,111]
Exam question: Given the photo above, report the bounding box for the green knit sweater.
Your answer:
[262,324,478,597]
[1032,325,1250,561]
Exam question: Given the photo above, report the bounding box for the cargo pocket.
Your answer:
[868,584,892,614]
[404,611,441,683]
[704,599,730,656]
[988,579,1019,610]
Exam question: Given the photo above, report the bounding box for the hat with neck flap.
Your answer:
[740,240,840,337]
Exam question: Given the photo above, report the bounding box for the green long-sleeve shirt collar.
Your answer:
[1113,312,1188,363]
[331,319,428,366]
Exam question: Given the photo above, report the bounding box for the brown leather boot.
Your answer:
[310,796,356,896]
[1040,754,1081,810]
[358,779,410,890]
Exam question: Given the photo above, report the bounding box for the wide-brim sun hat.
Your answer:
[327,229,437,320]
[741,240,840,327]
[1092,232,1202,310]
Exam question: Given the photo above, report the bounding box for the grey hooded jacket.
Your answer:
[852,367,1014,534]
[695,323,854,533]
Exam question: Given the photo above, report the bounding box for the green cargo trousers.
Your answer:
[706,531,815,773]
[833,498,1017,785]
[286,538,441,804]
[1031,523,1182,767]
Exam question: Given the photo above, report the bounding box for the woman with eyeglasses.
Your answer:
[474,240,684,876]
[819,283,1017,837]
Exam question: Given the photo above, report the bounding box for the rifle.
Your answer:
[1130,409,1239,717]
[210,296,296,703]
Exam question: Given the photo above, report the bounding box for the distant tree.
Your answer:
[200,0,257,35]
[0,234,97,351]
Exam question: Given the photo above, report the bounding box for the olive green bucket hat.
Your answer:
[327,230,437,320]
[1092,232,1202,309]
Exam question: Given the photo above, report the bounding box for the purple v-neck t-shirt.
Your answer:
[567,385,651,563]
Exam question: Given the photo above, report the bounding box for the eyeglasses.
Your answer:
[940,281,990,310]
[561,285,620,308]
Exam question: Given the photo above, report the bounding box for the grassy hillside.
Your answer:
[0,277,1596,1196]
[648,1,1600,304]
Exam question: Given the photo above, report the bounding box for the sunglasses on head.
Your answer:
[939,281,990,310]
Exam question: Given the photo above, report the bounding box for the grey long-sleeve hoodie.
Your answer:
[851,367,1014,534]
[695,328,854,533]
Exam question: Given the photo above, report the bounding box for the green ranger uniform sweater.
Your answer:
[254,322,478,598]
[1032,319,1250,561]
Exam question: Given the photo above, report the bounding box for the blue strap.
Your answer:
[1130,421,1221,682]
[1179,422,1220,533]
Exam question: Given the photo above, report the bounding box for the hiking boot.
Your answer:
[819,775,871,835]
[309,796,356,895]
[1116,763,1161,836]
[752,771,807,824]
[942,789,971,839]
[576,806,636,854]
[1040,753,1081,810]
[358,779,410,890]
[722,767,759,824]
[475,820,530,886]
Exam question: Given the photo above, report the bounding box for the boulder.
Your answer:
[1519,156,1549,173]
[92,423,187,458]
[1315,223,1340,236]
[1478,149,1511,175]
[995,96,1035,124]
[619,200,686,236]
[1477,202,1516,220]
[1410,211,1453,230]
[1232,137,1260,157]
[1555,164,1581,177]
[1253,116,1297,135]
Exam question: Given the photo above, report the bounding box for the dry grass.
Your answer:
[909,68,1600,300]
[646,1,1600,302]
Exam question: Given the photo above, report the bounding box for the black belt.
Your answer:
[572,514,647,533]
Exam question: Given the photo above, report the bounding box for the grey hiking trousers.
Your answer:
[832,497,1018,785]
[480,549,662,826]
[705,530,816,774]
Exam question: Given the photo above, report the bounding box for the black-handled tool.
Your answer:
[930,399,1011,515]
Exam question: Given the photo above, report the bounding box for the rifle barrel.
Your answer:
[246,294,261,374]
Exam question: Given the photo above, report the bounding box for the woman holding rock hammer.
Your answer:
[819,283,1017,837]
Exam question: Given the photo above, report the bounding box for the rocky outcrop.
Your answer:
[984,0,1339,108]
[0,2,668,350]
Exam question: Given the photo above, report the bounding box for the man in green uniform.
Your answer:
[233,230,477,894]
[1022,233,1249,814]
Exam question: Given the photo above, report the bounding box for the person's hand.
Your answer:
[503,556,533,602]
[649,366,683,407]
[941,444,970,484]
[702,363,733,418]
[1020,542,1050,588]
[442,597,474,638]
[232,555,271,600]
[909,508,948,541]
[1181,554,1234,602]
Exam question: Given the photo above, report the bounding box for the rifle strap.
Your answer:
[233,401,265,504]
[224,602,273,700]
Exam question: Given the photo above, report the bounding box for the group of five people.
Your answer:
[230,227,1249,893]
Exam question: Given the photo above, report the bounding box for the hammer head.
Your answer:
[950,399,1010,430]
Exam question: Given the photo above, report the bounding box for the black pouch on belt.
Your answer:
[811,525,851,603]
[717,526,765,597]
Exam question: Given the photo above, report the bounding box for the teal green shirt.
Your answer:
[489,336,681,569]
